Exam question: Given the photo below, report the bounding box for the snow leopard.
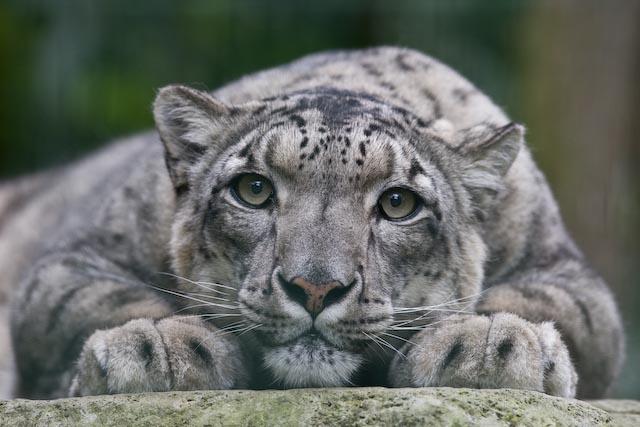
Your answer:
[0,47,624,400]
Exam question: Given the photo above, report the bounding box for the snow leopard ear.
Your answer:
[459,123,523,206]
[153,85,233,192]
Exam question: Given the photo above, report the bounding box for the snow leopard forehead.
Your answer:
[218,87,451,194]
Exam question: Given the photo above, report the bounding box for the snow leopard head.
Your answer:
[153,84,522,387]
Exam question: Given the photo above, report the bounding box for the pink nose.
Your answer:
[288,277,346,316]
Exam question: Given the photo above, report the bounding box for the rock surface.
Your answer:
[1,387,639,426]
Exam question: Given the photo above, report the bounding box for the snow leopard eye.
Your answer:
[231,173,274,208]
[378,188,421,221]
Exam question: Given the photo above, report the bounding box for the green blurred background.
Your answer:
[0,0,638,398]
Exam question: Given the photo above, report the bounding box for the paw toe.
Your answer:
[155,317,245,390]
[72,319,171,396]
[483,313,545,391]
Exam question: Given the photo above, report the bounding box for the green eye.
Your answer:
[378,188,420,220]
[231,174,274,208]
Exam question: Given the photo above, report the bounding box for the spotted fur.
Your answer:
[0,47,623,399]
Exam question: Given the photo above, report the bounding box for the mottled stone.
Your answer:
[588,399,640,427]
[1,387,635,426]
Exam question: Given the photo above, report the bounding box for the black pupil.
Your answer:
[389,193,402,207]
[250,180,264,195]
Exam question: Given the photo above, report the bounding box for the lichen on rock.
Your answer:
[1,387,638,426]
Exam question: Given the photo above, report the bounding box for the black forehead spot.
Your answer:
[252,104,267,116]
[346,98,361,107]
[416,117,430,128]
[281,87,387,127]
[270,105,288,115]
[238,143,251,158]
[289,114,306,128]
[360,62,383,77]
[379,81,396,91]
[395,53,415,72]
[372,116,407,135]
[363,123,381,137]
[409,159,425,179]
[420,88,443,119]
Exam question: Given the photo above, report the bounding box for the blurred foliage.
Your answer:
[0,0,638,397]
[0,0,528,176]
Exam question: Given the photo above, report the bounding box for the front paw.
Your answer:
[69,316,247,396]
[390,313,577,397]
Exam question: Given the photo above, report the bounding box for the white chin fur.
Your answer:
[263,337,363,388]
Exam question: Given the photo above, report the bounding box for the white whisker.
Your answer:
[183,292,233,303]
[363,331,405,360]
[363,331,387,356]
[190,286,229,296]
[196,280,236,292]
[158,272,237,293]
[200,313,243,319]
[189,281,235,295]
[393,291,484,313]
[237,323,262,336]
[387,326,434,331]
[171,303,217,314]
[392,310,435,328]
[380,331,418,346]
[211,322,260,339]
[393,307,474,314]
[391,291,482,330]
[146,284,240,310]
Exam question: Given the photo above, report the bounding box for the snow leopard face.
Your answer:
[153,84,521,387]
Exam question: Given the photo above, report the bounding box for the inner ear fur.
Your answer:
[459,122,524,195]
[153,85,234,192]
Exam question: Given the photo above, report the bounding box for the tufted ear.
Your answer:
[153,85,233,192]
[459,123,523,207]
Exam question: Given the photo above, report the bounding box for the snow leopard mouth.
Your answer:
[257,327,335,349]
[262,333,364,388]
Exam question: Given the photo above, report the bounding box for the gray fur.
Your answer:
[0,47,623,399]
